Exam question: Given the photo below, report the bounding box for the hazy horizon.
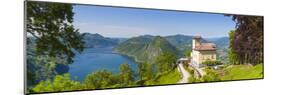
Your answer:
[83,32,229,39]
[73,5,235,38]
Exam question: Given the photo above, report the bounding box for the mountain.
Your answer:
[113,34,229,63]
[205,37,229,49]
[165,34,193,53]
[114,36,177,63]
[205,37,229,63]
[82,33,123,48]
[146,36,178,62]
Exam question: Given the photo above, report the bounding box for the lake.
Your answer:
[69,48,138,81]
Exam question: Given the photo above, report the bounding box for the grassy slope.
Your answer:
[186,64,263,83]
[220,64,263,80]
[145,68,181,85]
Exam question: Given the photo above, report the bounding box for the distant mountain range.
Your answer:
[82,33,229,49]
[205,37,230,63]
[165,34,193,53]
[205,37,229,49]
[82,33,126,48]
[82,33,229,63]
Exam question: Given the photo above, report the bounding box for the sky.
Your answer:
[73,5,236,38]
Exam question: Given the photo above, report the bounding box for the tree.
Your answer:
[155,52,177,73]
[227,15,263,65]
[26,1,84,64]
[202,68,221,82]
[137,62,154,81]
[119,63,135,85]
[27,52,60,86]
[32,74,84,93]
[202,60,222,66]
[184,50,192,57]
[228,30,238,64]
[84,70,115,89]
[32,70,123,93]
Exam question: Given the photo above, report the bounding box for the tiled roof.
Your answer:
[194,43,216,51]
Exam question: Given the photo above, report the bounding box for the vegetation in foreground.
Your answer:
[27,1,264,94]
[188,64,263,83]
[187,15,264,83]
[156,68,181,84]
[30,52,180,93]
[220,64,263,80]
[32,63,136,93]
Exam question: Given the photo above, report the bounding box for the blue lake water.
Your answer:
[69,48,138,81]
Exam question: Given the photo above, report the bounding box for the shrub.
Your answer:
[201,68,221,82]
[202,60,223,66]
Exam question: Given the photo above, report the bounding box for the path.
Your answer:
[189,63,206,77]
[177,63,190,83]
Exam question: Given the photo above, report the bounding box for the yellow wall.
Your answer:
[199,50,216,64]
[191,50,216,67]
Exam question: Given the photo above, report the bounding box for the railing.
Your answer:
[188,63,204,78]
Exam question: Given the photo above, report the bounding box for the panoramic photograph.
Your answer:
[25,1,264,94]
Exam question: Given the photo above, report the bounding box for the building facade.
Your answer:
[191,36,217,68]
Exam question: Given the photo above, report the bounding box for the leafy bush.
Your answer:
[202,60,223,66]
[32,74,84,93]
[137,62,155,85]
[119,63,135,85]
[188,75,202,83]
[201,68,221,82]
[156,52,177,73]
[84,70,116,89]
[32,63,136,93]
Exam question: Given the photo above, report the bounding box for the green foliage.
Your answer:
[220,64,263,80]
[184,49,191,57]
[228,30,239,64]
[31,64,134,93]
[32,74,84,93]
[188,75,201,83]
[84,70,120,89]
[228,15,263,65]
[151,68,181,85]
[27,55,58,86]
[137,62,154,83]
[155,52,177,73]
[201,68,221,82]
[26,1,84,64]
[187,67,221,83]
[83,63,136,89]
[187,64,263,83]
[202,60,223,66]
[119,63,135,85]
[26,1,85,92]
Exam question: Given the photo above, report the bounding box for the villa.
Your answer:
[191,36,217,68]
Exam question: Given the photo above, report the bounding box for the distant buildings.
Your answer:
[191,36,217,68]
